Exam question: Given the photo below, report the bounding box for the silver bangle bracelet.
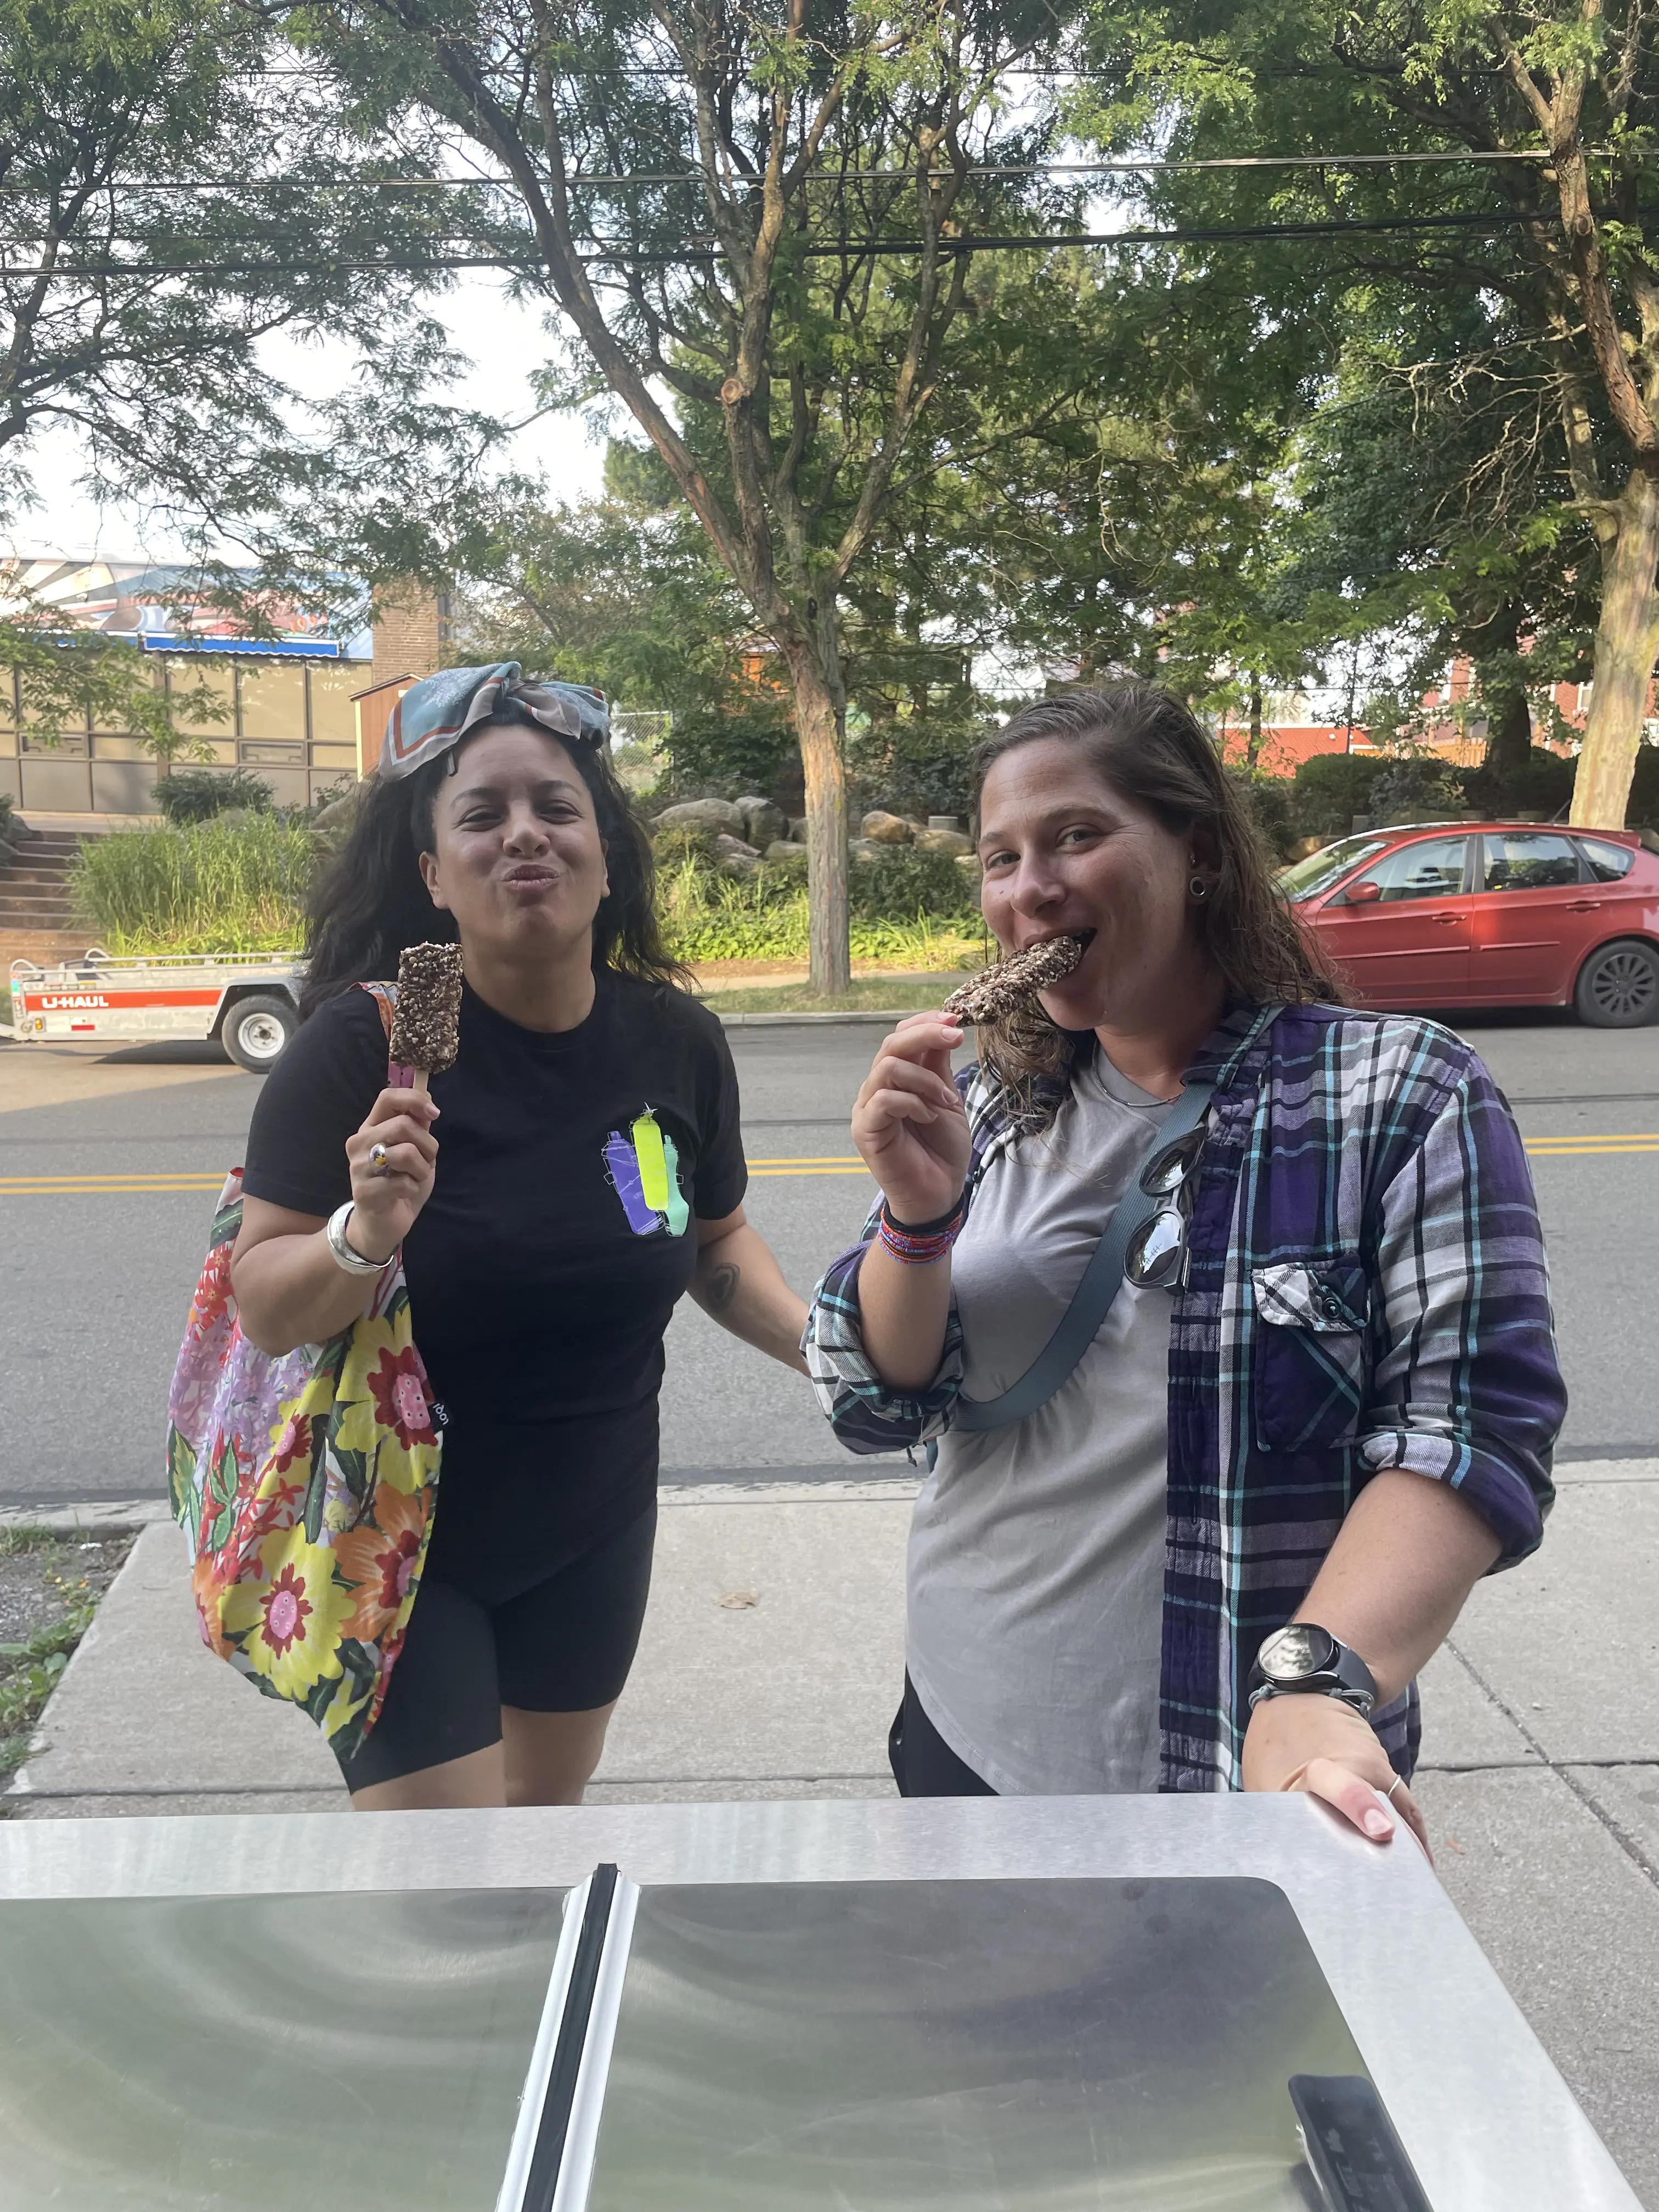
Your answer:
[325,1201,388,1277]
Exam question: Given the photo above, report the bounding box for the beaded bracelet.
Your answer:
[877,1194,966,1266]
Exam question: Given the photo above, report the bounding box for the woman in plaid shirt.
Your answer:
[805,684,1563,1852]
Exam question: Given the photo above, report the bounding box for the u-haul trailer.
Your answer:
[9,950,302,1070]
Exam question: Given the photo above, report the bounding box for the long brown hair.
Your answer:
[969,681,1342,1095]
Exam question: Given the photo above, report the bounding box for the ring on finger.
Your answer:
[1386,1774,1408,1806]
[368,1141,390,1177]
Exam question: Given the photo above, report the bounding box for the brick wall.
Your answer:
[370,582,452,693]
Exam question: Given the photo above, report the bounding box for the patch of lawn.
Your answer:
[697,972,974,1014]
[0,1527,133,1797]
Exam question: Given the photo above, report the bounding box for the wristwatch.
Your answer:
[1248,1623,1378,1716]
[325,1201,390,1278]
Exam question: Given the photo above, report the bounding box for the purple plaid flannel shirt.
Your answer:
[803,1002,1564,1790]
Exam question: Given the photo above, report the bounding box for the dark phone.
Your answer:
[1288,2075,1434,2212]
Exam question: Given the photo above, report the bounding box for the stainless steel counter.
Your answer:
[0,1794,1639,2211]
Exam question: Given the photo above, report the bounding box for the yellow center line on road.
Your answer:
[3,1139,1655,1198]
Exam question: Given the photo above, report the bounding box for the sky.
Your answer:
[5,272,611,569]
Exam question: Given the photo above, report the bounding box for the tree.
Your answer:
[0,0,502,741]
[287,0,1078,992]
[1081,0,1659,828]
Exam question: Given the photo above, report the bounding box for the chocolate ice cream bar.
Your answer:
[390,942,464,1088]
[941,934,1084,1024]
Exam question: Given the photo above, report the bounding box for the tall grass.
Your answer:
[655,850,983,966]
[70,817,315,955]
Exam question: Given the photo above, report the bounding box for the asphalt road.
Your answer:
[1,1009,1656,1512]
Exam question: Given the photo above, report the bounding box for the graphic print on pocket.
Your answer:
[603,1106,692,1237]
[1251,1257,1369,1453]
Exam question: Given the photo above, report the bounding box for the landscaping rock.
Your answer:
[860,810,912,844]
[764,840,808,864]
[653,798,747,837]
[311,792,361,837]
[848,837,890,864]
[954,852,984,881]
[788,816,808,843]
[715,832,762,878]
[916,826,973,857]
[736,797,788,847]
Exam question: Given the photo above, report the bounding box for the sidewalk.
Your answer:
[5,1463,1657,2206]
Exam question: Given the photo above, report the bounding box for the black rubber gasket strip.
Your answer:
[522,1863,618,2212]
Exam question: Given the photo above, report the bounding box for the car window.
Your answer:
[1276,835,1391,904]
[1480,832,1582,893]
[1345,835,1468,903]
[1577,836,1637,883]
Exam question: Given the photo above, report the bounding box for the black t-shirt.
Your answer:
[241,970,746,1598]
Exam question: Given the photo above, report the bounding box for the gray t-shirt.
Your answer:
[905,1047,1175,1795]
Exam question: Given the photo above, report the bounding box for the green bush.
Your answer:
[849,844,978,922]
[153,765,275,825]
[1368,756,1466,826]
[71,816,315,953]
[1291,754,1390,842]
[1629,742,1659,827]
[1227,770,1299,861]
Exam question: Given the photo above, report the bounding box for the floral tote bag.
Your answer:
[164,983,442,1758]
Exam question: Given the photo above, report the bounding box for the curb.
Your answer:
[0,1499,171,1537]
[716,1008,918,1028]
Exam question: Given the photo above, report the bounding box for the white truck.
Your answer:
[8,950,302,1070]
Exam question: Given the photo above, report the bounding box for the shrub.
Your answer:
[1367,756,1466,826]
[71,816,315,953]
[1227,770,1299,861]
[1291,753,1390,842]
[1629,741,1659,827]
[849,844,979,922]
[153,765,275,825]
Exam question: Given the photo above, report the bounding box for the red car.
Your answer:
[1279,821,1659,1026]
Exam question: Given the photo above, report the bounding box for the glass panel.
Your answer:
[1578,836,1637,883]
[310,742,359,769]
[1480,832,1581,893]
[163,654,237,740]
[0,1887,566,2210]
[590,1878,1371,2212]
[1276,836,1390,904]
[92,663,165,737]
[240,738,305,764]
[0,667,15,732]
[1349,836,1467,903]
[309,658,366,745]
[239,658,307,743]
[90,734,154,760]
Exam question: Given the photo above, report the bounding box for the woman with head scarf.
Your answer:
[233,665,808,1809]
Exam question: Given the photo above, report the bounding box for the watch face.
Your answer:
[1260,1624,1337,1682]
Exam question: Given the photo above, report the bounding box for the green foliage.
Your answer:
[153,766,276,825]
[849,845,979,924]
[1291,755,1391,844]
[1227,770,1300,862]
[1368,757,1468,827]
[69,817,315,953]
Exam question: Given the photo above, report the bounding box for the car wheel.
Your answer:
[222,993,298,1070]
[1573,939,1659,1028]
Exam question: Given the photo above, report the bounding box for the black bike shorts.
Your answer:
[335,1502,656,1790]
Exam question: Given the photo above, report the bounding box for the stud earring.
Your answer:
[1189,876,1209,900]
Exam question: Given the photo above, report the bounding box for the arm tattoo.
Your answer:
[706,1261,741,1313]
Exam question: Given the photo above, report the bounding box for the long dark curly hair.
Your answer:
[970,682,1343,1099]
[300,711,688,1017]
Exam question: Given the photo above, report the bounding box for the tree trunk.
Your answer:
[1246,678,1263,768]
[1572,470,1659,827]
[782,644,851,996]
[1484,684,1533,786]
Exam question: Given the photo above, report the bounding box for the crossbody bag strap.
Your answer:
[950,1075,1215,1435]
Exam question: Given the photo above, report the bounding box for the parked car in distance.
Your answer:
[1278,822,1659,1026]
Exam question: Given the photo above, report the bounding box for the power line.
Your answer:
[0,149,1628,195]
[0,204,1570,281]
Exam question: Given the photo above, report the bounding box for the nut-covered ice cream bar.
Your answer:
[941,933,1085,1024]
[390,942,464,1086]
